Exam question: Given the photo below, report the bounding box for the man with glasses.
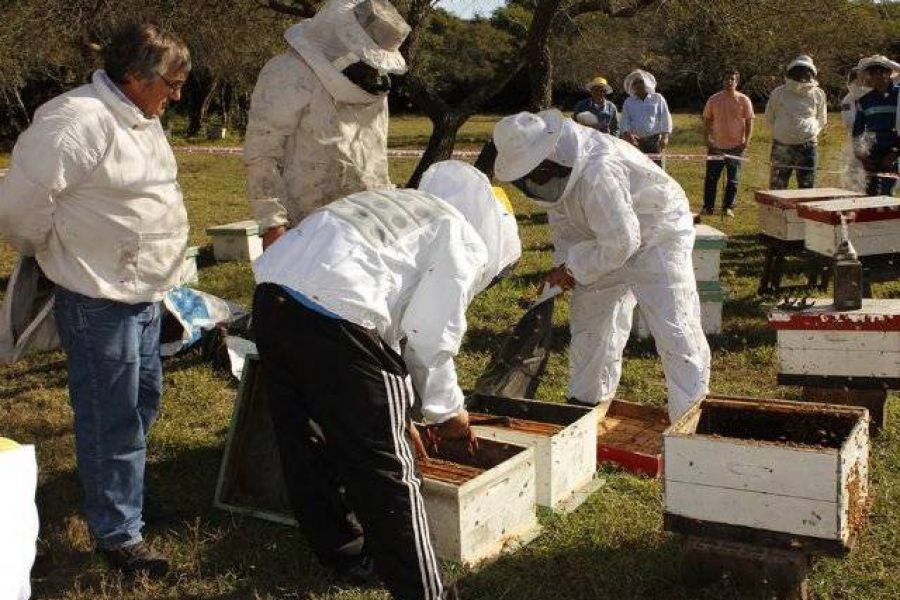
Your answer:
[0,23,191,578]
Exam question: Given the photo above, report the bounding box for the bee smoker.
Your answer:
[833,215,862,310]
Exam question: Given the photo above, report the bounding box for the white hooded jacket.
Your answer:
[244,0,409,230]
[765,80,827,145]
[0,70,189,303]
[544,118,692,285]
[253,161,521,423]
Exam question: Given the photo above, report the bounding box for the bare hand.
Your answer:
[262,225,287,250]
[544,265,576,291]
[623,132,638,145]
[408,422,429,463]
[430,410,478,455]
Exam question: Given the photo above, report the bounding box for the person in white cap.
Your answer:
[852,54,900,196]
[245,0,411,250]
[491,109,710,422]
[764,54,827,189]
[619,69,672,169]
[251,160,520,599]
[573,76,619,135]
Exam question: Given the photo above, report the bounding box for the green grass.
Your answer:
[1,113,899,599]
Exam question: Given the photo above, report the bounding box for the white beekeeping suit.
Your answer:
[0,438,38,600]
[244,0,410,234]
[493,109,710,420]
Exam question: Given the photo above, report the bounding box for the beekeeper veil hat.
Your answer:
[285,0,411,74]
[418,160,522,292]
[624,69,657,95]
[492,109,565,182]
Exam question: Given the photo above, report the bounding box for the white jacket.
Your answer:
[765,81,827,145]
[546,119,693,285]
[254,178,520,424]
[0,71,188,303]
[244,15,395,231]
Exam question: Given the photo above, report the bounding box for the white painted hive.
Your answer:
[206,220,263,262]
[664,396,869,546]
[418,434,538,566]
[754,188,863,241]
[466,395,598,510]
[769,298,900,387]
[692,224,728,282]
[797,196,900,257]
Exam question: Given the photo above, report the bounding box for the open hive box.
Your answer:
[597,400,669,477]
[664,396,869,550]
[216,356,539,564]
[755,188,863,241]
[466,395,598,511]
[797,195,900,257]
[416,429,538,565]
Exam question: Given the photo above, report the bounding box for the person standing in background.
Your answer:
[852,55,900,196]
[573,76,619,136]
[701,69,754,217]
[764,54,827,189]
[619,69,673,169]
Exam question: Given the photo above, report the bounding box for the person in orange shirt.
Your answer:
[701,69,754,216]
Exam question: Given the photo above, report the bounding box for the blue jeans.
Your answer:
[770,141,817,189]
[703,147,744,210]
[53,287,163,550]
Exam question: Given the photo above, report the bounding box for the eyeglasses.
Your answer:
[158,73,186,93]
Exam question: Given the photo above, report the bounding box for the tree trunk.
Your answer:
[527,45,554,111]
[406,111,464,187]
[186,76,220,137]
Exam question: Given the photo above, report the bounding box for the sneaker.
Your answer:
[701,206,715,216]
[100,541,169,578]
[723,208,735,217]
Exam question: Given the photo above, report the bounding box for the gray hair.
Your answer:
[104,23,191,84]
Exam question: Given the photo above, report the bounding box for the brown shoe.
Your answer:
[100,541,169,578]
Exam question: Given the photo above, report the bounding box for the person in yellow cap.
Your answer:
[573,76,619,135]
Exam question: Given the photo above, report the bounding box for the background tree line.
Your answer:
[1,0,898,175]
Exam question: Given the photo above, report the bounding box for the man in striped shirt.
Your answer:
[852,55,900,196]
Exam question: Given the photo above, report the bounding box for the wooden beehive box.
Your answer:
[692,224,728,282]
[769,298,900,389]
[597,400,668,477]
[206,220,263,262]
[216,356,540,564]
[755,188,863,241]
[634,281,725,338]
[418,431,538,566]
[664,396,869,548]
[466,395,597,511]
[797,196,900,257]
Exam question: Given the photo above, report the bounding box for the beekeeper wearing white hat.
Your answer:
[245,0,411,249]
[764,54,827,189]
[0,437,38,600]
[251,160,520,599]
[852,55,900,196]
[619,69,672,169]
[573,76,619,136]
[492,109,710,421]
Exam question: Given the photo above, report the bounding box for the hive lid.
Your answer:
[694,224,728,249]
[768,298,900,330]
[797,196,900,224]
[755,188,863,209]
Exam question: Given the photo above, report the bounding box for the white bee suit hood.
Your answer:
[624,69,657,95]
[418,160,522,293]
[245,0,411,230]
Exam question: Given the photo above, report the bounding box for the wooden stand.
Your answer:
[757,234,831,296]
